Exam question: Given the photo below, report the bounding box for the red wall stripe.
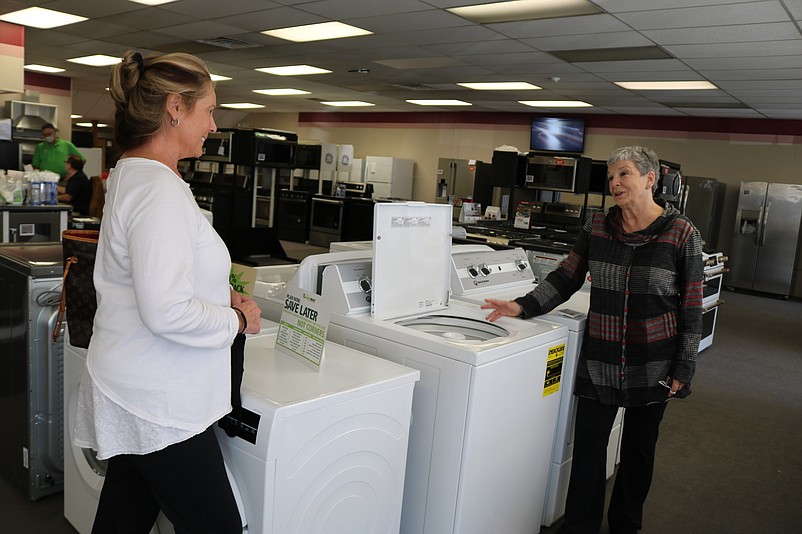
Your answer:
[0,21,24,47]
[24,71,71,92]
[299,111,802,137]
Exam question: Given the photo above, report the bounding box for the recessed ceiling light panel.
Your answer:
[615,81,717,90]
[519,100,593,107]
[0,7,86,29]
[321,101,375,107]
[448,0,601,24]
[255,65,332,76]
[220,103,265,109]
[407,99,472,106]
[24,64,65,73]
[253,88,310,96]
[210,74,232,81]
[67,55,122,67]
[262,21,372,43]
[458,82,541,90]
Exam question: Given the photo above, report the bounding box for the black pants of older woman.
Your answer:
[92,426,241,534]
[558,396,668,534]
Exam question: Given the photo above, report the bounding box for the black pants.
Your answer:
[558,397,667,534]
[92,426,241,534]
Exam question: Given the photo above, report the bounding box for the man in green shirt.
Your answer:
[32,123,85,178]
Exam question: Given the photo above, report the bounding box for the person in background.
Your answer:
[32,122,84,178]
[57,154,91,215]
[73,50,261,534]
[482,145,703,534]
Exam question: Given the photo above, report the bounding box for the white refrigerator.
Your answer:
[363,156,414,199]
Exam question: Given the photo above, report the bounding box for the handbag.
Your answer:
[52,229,100,349]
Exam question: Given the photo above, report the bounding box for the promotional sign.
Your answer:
[230,263,257,296]
[276,287,330,370]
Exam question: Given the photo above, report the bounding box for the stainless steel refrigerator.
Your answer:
[436,158,488,220]
[683,176,726,250]
[727,181,802,297]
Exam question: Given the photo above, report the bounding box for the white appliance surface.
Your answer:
[252,264,300,322]
[216,333,419,534]
[295,234,569,534]
[449,247,623,527]
[64,323,278,534]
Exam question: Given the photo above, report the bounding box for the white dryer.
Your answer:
[293,202,570,534]
[449,247,624,526]
[63,320,277,534]
[214,332,419,534]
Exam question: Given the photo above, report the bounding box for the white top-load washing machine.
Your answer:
[214,330,419,534]
[291,202,570,534]
[251,264,300,322]
[448,247,624,526]
[64,320,277,534]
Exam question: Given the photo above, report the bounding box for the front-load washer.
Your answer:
[64,320,277,534]
[214,333,419,534]
[292,202,570,534]
[448,247,624,526]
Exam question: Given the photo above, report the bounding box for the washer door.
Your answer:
[396,314,509,342]
[68,383,106,497]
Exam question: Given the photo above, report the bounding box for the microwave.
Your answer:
[200,131,234,162]
[523,154,591,193]
[205,128,298,167]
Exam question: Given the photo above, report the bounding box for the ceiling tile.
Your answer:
[522,31,654,51]
[666,40,802,58]
[490,14,630,39]
[643,22,801,45]
[615,1,790,30]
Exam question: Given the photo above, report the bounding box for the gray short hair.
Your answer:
[607,146,660,193]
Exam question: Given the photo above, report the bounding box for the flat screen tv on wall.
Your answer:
[530,117,585,154]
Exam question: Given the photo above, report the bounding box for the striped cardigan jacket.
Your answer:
[515,200,704,407]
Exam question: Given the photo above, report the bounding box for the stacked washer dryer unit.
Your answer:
[448,247,624,527]
[63,321,277,534]
[293,202,570,534]
[213,326,419,533]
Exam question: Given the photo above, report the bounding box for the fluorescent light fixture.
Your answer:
[255,65,332,76]
[24,64,66,73]
[262,21,372,43]
[321,101,375,107]
[407,99,472,106]
[210,74,232,82]
[253,88,310,96]
[519,100,593,107]
[220,103,265,109]
[127,0,179,5]
[0,7,87,29]
[71,115,83,119]
[75,122,108,128]
[458,82,541,90]
[68,55,122,67]
[615,81,717,90]
[448,0,601,24]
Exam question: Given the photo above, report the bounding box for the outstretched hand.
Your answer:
[481,298,524,322]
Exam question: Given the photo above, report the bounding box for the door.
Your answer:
[727,181,767,290]
[753,183,802,295]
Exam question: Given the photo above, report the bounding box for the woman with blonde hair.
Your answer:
[73,50,261,533]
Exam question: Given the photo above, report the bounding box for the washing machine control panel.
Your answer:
[451,248,536,295]
[321,261,373,315]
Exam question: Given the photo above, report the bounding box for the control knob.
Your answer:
[467,265,479,278]
[479,264,492,276]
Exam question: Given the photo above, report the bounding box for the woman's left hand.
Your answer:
[667,377,685,397]
[230,287,250,307]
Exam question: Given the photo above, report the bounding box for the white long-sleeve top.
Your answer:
[74,158,239,459]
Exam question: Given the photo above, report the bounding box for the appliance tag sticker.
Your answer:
[543,343,565,397]
[276,288,331,370]
[391,216,432,228]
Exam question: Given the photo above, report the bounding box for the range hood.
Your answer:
[5,100,58,141]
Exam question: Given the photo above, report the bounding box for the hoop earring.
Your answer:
[170,117,180,127]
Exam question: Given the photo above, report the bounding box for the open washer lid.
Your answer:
[371,202,452,320]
